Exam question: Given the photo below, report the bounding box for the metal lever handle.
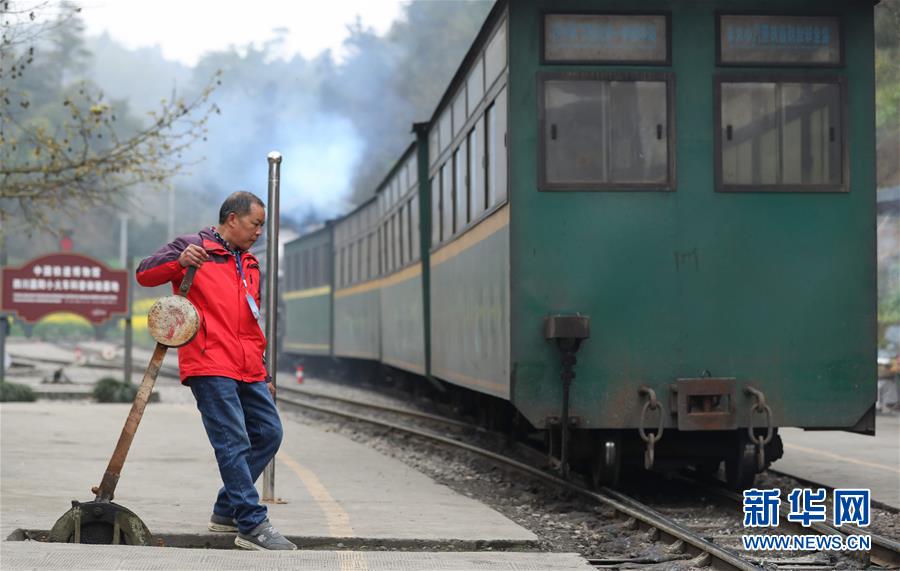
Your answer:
[178,265,198,297]
[94,263,199,502]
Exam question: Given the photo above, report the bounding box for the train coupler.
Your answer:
[745,386,774,471]
[638,386,665,470]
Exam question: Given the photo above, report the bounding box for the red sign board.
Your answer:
[1,253,128,324]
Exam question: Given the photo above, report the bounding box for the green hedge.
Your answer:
[93,377,138,403]
[0,381,37,402]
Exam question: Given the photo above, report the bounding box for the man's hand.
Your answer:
[267,381,276,399]
[179,244,209,268]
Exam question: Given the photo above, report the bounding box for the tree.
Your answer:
[322,1,492,204]
[876,0,900,188]
[0,1,221,230]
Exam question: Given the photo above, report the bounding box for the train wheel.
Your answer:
[588,435,621,489]
[725,438,757,491]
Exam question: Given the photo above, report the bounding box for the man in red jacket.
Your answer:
[137,191,296,551]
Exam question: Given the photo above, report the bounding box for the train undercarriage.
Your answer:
[288,355,785,491]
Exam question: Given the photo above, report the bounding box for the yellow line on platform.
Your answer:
[278,453,369,570]
[783,443,900,474]
[277,452,355,537]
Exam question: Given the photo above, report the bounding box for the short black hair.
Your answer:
[219,191,265,224]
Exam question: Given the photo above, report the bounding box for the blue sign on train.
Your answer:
[719,15,841,65]
[544,14,668,63]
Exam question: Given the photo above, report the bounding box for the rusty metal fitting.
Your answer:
[745,387,774,470]
[638,386,664,469]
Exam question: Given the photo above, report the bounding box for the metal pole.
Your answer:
[120,215,133,384]
[124,256,133,384]
[1,230,8,382]
[261,151,281,502]
[0,314,7,382]
[119,215,128,269]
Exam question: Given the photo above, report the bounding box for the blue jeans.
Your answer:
[187,376,283,534]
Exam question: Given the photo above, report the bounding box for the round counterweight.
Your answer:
[147,295,200,347]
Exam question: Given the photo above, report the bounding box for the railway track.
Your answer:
[277,384,900,570]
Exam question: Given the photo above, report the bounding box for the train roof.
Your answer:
[373,140,417,197]
[425,0,507,129]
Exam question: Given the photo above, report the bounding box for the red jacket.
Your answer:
[136,228,267,383]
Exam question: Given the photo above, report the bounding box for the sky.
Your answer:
[78,0,406,67]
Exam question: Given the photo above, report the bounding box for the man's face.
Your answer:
[227,203,266,251]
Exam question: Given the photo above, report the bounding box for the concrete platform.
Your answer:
[0,402,537,546]
[773,413,900,509]
[0,542,594,570]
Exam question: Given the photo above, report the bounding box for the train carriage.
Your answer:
[283,0,877,489]
[426,10,511,399]
[377,144,427,376]
[332,198,382,361]
[282,225,333,356]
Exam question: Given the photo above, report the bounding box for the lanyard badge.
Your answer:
[234,253,261,321]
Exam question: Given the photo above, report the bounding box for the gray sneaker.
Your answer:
[235,520,297,551]
[208,513,237,533]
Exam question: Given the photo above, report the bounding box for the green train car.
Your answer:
[282,224,332,356]
[283,0,877,489]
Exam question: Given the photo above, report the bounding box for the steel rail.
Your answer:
[278,385,476,430]
[278,393,762,571]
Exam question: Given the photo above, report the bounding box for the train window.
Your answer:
[358,238,365,282]
[350,242,357,285]
[485,19,507,92]
[429,128,439,167]
[311,248,319,287]
[344,245,350,287]
[452,90,466,138]
[404,200,411,262]
[466,56,485,118]
[539,72,674,190]
[440,110,452,154]
[386,218,393,273]
[379,228,385,276]
[454,146,468,231]
[399,207,406,267]
[391,211,400,272]
[394,212,401,267]
[467,125,485,220]
[383,221,390,273]
[358,239,364,282]
[337,247,344,288]
[368,233,375,280]
[301,250,308,290]
[441,162,454,241]
[716,77,845,191]
[378,226,384,276]
[488,87,508,206]
[431,176,440,247]
[408,155,418,190]
[411,195,420,261]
